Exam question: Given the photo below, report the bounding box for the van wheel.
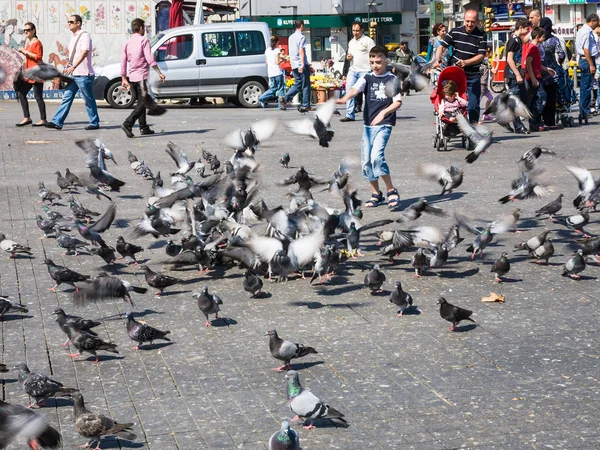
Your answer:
[106,80,136,109]
[237,80,264,108]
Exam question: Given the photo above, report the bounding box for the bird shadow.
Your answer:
[138,341,174,351]
[493,134,536,142]
[40,397,74,408]
[93,438,145,449]
[8,254,35,260]
[131,309,162,318]
[77,355,124,363]
[114,219,131,228]
[395,115,417,120]
[392,192,467,211]
[211,317,237,327]
[118,195,144,200]
[292,361,324,370]
[156,289,191,297]
[302,418,350,428]
[313,284,363,296]
[0,377,18,384]
[253,291,272,299]
[496,277,523,283]
[452,323,477,333]
[137,128,215,137]
[370,289,390,297]
[147,241,167,250]
[400,306,421,316]
[1,314,34,321]
[288,301,366,310]
[566,275,597,281]
[437,267,480,278]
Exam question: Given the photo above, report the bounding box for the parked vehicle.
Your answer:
[93,22,270,108]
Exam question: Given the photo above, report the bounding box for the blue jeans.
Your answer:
[579,59,594,117]
[345,69,369,119]
[466,73,482,124]
[259,74,285,107]
[51,75,99,127]
[361,125,392,182]
[285,65,311,108]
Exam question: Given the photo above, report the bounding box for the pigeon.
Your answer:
[69,197,100,222]
[23,62,72,84]
[417,163,463,196]
[210,154,221,173]
[389,281,414,317]
[41,205,66,222]
[286,99,336,147]
[165,141,195,176]
[437,297,475,331]
[0,233,33,258]
[514,230,551,253]
[65,168,82,186]
[562,249,586,280]
[429,244,449,268]
[74,272,148,306]
[37,182,61,205]
[454,212,509,260]
[268,420,300,450]
[483,91,532,127]
[64,325,119,363]
[52,308,101,347]
[165,240,183,257]
[0,296,29,320]
[55,171,75,193]
[202,149,214,163]
[280,153,291,168]
[141,265,181,296]
[335,220,394,256]
[519,146,557,172]
[389,61,431,93]
[36,216,68,239]
[284,370,347,429]
[498,170,551,204]
[411,248,428,277]
[125,313,171,350]
[396,198,445,222]
[74,202,117,246]
[15,362,78,408]
[457,115,493,163]
[72,392,136,449]
[116,236,144,265]
[535,194,563,221]
[43,259,90,292]
[55,226,88,256]
[530,239,554,264]
[89,243,117,265]
[89,165,125,192]
[0,399,62,449]
[243,270,263,298]
[278,166,328,192]
[491,252,510,282]
[223,118,278,152]
[266,329,318,372]
[566,166,600,209]
[579,237,600,262]
[193,285,223,327]
[127,151,138,165]
[562,209,590,236]
[364,264,386,293]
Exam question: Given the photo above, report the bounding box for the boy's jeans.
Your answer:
[361,125,392,182]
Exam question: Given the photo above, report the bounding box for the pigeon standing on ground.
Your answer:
[280,153,291,168]
[55,171,74,193]
[0,234,33,258]
[125,313,171,350]
[268,420,300,450]
[491,252,510,282]
[530,239,554,264]
[535,194,563,221]
[284,370,347,429]
[43,259,90,293]
[562,249,586,280]
[142,265,182,296]
[562,209,590,236]
[266,329,318,372]
[364,264,386,293]
[116,236,144,265]
[514,230,551,253]
[457,115,493,163]
[411,248,428,277]
[243,270,263,298]
[0,296,29,320]
[72,392,136,449]
[437,297,475,331]
[38,182,61,205]
[210,154,221,173]
[55,226,88,256]
[389,281,414,316]
[193,285,223,327]
[52,308,101,347]
[0,400,62,449]
[64,325,119,363]
[65,168,82,187]
[90,243,117,265]
[15,362,78,408]
[579,237,600,262]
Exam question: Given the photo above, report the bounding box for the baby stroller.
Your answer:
[430,66,468,152]
[555,66,579,127]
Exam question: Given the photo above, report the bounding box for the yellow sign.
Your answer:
[436,1,443,12]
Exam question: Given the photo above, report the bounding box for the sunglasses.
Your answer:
[24,28,32,32]
[68,20,77,24]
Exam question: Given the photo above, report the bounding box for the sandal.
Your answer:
[386,189,400,208]
[365,191,385,208]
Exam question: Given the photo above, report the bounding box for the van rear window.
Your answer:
[236,31,266,56]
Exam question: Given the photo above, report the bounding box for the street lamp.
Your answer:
[281,5,298,16]
[367,1,383,24]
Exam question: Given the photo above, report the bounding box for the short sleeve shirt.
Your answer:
[265,47,283,77]
[505,35,522,79]
[352,72,402,126]
[441,25,487,74]
[69,30,94,76]
[288,30,308,70]
[347,35,375,72]
[522,43,542,79]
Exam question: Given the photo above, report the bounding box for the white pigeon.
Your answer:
[223,118,278,152]
[165,142,195,176]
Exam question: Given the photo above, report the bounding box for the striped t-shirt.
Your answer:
[441,26,487,74]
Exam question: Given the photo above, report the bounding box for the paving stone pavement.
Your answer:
[0,95,599,450]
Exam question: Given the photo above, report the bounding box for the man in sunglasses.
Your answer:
[46,15,100,130]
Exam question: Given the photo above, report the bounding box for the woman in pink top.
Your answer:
[120,18,166,138]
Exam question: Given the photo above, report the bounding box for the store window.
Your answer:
[584,4,597,19]
[311,27,332,62]
[557,5,569,23]
[419,18,430,54]
[236,31,266,55]
[203,32,235,57]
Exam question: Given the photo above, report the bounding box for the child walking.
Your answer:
[336,46,402,208]
[479,47,494,124]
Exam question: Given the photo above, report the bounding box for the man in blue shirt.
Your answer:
[575,13,599,121]
[284,20,312,112]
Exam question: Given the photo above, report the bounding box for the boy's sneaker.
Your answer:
[483,114,493,121]
[279,96,287,110]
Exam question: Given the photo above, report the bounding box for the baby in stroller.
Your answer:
[438,80,468,137]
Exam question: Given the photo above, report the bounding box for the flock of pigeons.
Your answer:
[0,92,599,449]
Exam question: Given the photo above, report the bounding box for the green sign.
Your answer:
[259,13,402,29]
[568,0,585,3]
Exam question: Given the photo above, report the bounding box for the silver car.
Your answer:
[93,22,270,108]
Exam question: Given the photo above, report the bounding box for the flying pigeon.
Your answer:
[268,420,300,450]
[417,163,463,196]
[389,281,414,317]
[284,370,347,429]
[483,92,532,127]
[125,312,171,350]
[74,272,148,306]
[0,399,61,449]
[519,146,557,172]
[193,285,223,327]
[165,141,195,176]
[223,118,278,152]
[15,362,78,408]
[23,62,72,83]
[389,61,431,93]
[566,166,600,209]
[286,99,336,147]
[491,252,510,282]
[457,115,493,163]
[266,329,318,372]
[437,297,475,331]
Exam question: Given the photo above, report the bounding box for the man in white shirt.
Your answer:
[575,13,599,120]
[341,21,375,122]
[284,20,312,112]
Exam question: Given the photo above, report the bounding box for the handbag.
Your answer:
[60,32,86,89]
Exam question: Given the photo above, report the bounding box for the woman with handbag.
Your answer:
[15,22,47,127]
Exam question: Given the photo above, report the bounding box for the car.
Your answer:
[93,22,270,108]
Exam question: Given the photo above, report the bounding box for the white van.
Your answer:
[93,22,270,108]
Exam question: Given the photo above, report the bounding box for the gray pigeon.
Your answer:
[165,142,195,176]
[519,146,557,172]
[268,420,300,450]
[562,209,590,237]
[491,252,510,282]
[266,329,318,372]
[411,248,428,277]
[514,230,551,253]
[579,237,600,262]
[284,370,347,429]
[535,194,563,221]
[0,296,29,320]
[15,362,78,408]
[562,249,586,280]
[530,239,554,265]
[389,281,414,317]
[55,226,89,255]
[484,92,532,127]
[0,399,61,449]
[417,163,463,196]
[286,100,336,148]
[457,115,493,164]
[125,312,171,350]
[193,285,223,327]
[223,118,278,151]
[364,264,386,293]
[63,325,119,363]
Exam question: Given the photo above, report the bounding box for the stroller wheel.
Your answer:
[585,115,589,125]
[461,136,467,148]
[561,115,567,127]
[436,138,443,152]
[444,139,449,152]
[433,134,439,148]
[578,114,583,125]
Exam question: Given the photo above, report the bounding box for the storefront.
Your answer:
[544,0,600,40]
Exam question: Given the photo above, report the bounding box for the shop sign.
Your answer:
[567,0,585,3]
[260,13,402,29]
[553,24,575,37]
[350,13,403,25]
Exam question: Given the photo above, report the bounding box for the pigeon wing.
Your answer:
[223,129,245,151]
[285,119,318,139]
[315,99,337,127]
[290,389,322,417]
[251,118,279,142]
[456,115,482,143]
[165,142,188,169]
[89,203,117,233]
[507,94,532,119]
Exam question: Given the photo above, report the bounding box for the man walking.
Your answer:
[575,13,599,122]
[120,18,166,138]
[284,20,312,113]
[341,21,375,122]
[435,9,487,124]
[46,14,99,130]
